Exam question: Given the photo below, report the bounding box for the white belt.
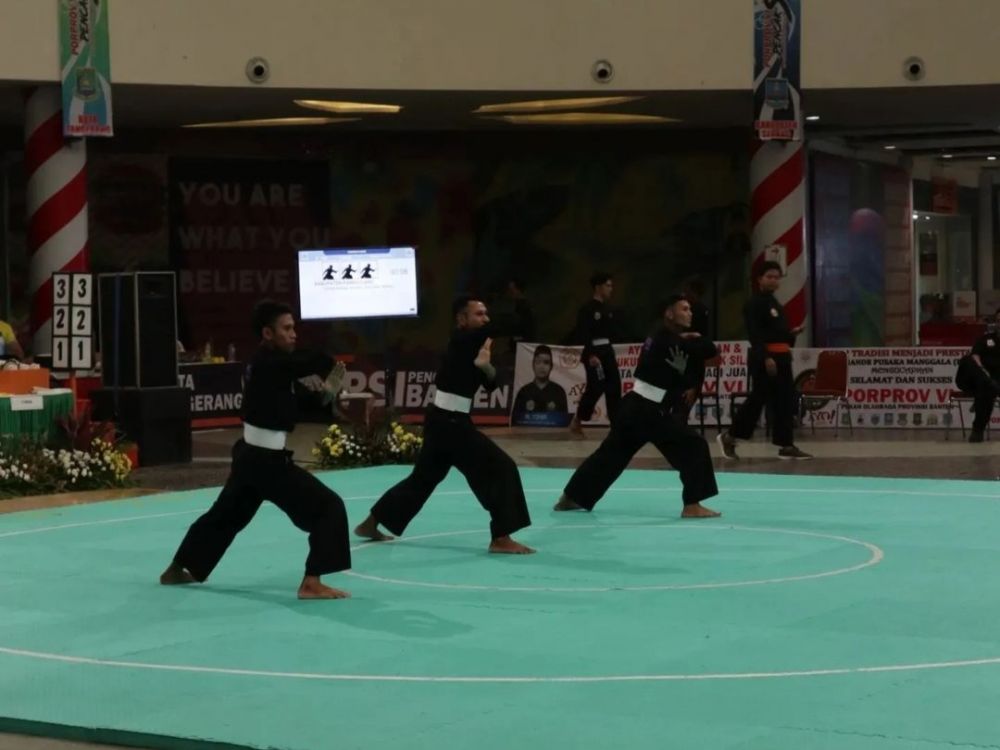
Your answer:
[433,390,472,414]
[632,378,667,403]
[591,338,611,346]
[244,424,288,450]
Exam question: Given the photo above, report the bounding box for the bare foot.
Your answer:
[681,503,722,519]
[354,514,395,542]
[297,575,351,600]
[553,494,586,511]
[159,562,197,585]
[488,536,536,554]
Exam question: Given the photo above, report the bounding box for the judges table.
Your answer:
[0,389,75,441]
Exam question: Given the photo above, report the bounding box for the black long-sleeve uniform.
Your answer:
[955,328,1000,433]
[729,291,797,447]
[172,345,350,581]
[573,299,622,421]
[371,327,531,539]
[563,327,719,510]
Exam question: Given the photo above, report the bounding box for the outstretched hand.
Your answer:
[475,337,493,368]
[320,361,347,405]
[666,346,689,375]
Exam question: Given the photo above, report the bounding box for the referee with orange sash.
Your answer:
[717,261,812,460]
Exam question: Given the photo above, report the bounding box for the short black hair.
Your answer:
[757,260,784,278]
[590,271,613,288]
[533,344,553,362]
[251,300,293,338]
[452,295,482,317]
[658,294,687,318]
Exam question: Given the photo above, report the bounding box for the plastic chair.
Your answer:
[800,350,853,436]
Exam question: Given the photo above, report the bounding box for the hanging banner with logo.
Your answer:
[59,0,114,137]
[753,0,801,141]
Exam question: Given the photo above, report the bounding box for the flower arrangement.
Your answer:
[312,420,423,469]
[0,437,133,499]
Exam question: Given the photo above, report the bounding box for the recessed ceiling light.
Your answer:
[805,115,820,122]
[883,145,897,150]
[912,213,919,220]
[989,156,998,161]
[942,154,953,159]
[183,117,357,128]
[474,96,642,114]
[485,112,679,125]
[295,100,401,114]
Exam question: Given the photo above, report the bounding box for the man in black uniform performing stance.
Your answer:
[355,296,535,554]
[555,295,721,518]
[955,307,1000,442]
[160,301,352,600]
[569,272,621,436]
[717,261,812,460]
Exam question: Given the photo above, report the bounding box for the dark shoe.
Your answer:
[969,430,985,444]
[716,432,739,460]
[778,445,813,460]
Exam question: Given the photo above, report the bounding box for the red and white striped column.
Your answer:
[750,139,808,338]
[25,86,89,356]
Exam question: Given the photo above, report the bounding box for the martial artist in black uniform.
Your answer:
[955,308,1000,442]
[355,296,535,554]
[569,272,622,435]
[160,301,352,600]
[717,261,812,460]
[555,295,721,518]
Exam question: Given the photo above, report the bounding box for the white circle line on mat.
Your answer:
[1,645,999,683]
[345,524,884,592]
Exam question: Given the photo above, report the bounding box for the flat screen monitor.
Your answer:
[297,246,418,320]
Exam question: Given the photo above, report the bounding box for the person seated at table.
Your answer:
[0,318,24,360]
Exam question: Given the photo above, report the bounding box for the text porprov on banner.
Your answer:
[753,0,801,141]
[512,343,991,430]
[59,0,114,137]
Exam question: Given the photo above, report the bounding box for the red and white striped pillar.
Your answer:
[750,139,808,339]
[25,86,89,356]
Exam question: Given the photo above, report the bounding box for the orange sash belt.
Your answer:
[765,343,791,354]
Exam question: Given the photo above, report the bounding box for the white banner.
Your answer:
[512,342,991,430]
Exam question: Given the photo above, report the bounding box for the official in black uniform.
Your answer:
[355,296,535,554]
[717,261,812,460]
[555,295,721,518]
[569,272,622,435]
[955,308,1000,442]
[512,345,569,419]
[160,301,352,600]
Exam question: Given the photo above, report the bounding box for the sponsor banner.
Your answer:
[179,362,244,428]
[59,0,114,137]
[513,343,987,429]
[336,356,513,425]
[753,0,802,141]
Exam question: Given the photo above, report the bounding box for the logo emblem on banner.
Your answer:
[59,0,114,137]
[753,0,801,141]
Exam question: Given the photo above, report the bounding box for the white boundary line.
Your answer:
[0,482,997,683]
[345,524,884,592]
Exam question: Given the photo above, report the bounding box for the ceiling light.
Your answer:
[805,115,820,122]
[474,96,643,114]
[295,99,401,114]
[989,156,998,161]
[942,154,953,159]
[883,145,897,150]
[183,116,357,128]
[485,112,679,126]
[912,213,919,220]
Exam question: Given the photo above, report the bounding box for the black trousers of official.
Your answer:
[956,357,1000,432]
[564,393,719,509]
[173,440,351,581]
[577,345,621,422]
[371,406,531,539]
[729,350,795,447]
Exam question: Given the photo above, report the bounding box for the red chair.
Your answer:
[800,350,853,436]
